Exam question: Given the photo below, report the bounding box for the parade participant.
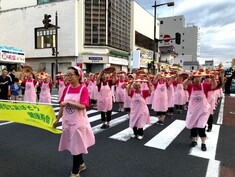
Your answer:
[53,66,95,177]
[115,72,126,111]
[123,74,135,117]
[96,67,116,129]
[0,69,11,100]
[56,72,68,102]
[22,73,37,103]
[39,73,52,103]
[183,72,217,151]
[166,74,175,118]
[128,79,151,140]
[204,70,223,132]
[10,77,21,100]
[87,73,97,107]
[151,73,170,125]
[173,73,186,114]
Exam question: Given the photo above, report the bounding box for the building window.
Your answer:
[160,20,163,24]
[182,46,184,49]
[92,24,98,32]
[35,28,55,49]
[93,0,99,4]
[37,0,57,5]
[180,60,182,63]
[182,53,184,55]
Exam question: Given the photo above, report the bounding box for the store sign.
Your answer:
[109,56,128,66]
[0,50,25,63]
[89,57,103,62]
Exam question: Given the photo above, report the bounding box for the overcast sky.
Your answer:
[135,0,235,67]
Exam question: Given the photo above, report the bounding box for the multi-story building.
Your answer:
[158,15,200,70]
[0,0,131,78]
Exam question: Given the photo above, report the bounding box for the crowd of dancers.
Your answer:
[1,65,224,177]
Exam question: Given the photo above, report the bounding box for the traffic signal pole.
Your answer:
[55,11,58,75]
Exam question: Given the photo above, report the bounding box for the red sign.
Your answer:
[163,34,171,42]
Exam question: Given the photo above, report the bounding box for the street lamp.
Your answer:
[152,1,174,74]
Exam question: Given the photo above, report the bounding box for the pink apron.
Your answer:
[167,83,175,108]
[97,82,113,112]
[58,80,65,101]
[58,85,95,155]
[151,82,168,112]
[174,83,185,105]
[115,81,125,102]
[141,82,151,104]
[129,92,150,128]
[185,84,211,129]
[39,82,51,103]
[123,89,132,108]
[207,90,215,114]
[24,80,36,103]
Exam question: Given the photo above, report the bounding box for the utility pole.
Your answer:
[55,11,58,75]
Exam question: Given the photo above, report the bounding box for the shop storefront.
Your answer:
[0,45,25,72]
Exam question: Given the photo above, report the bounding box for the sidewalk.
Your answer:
[219,93,235,177]
[223,94,235,126]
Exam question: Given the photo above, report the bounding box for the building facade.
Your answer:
[158,15,200,69]
[0,0,159,76]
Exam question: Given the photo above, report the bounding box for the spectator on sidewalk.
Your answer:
[10,78,21,101]
[0,69,11,100]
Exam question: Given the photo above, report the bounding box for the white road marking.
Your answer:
[144,120,185,150]
[92,115,128,134]
[217,95,224,125]
[109,116,158,141]
[205,160,220,177]
[189,125,220,160]
[0,122,13,126]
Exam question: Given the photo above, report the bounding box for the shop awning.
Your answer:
[0,45,25,64]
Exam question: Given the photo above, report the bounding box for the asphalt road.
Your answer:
[1,94,235,177]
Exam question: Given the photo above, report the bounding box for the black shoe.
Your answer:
[201,143,207,151]
[156,120,164,125]
[207,128,212,132]
[190,141,197,147]
[100,124,109,129]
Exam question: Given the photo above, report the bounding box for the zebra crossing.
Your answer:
[50,94,222,161]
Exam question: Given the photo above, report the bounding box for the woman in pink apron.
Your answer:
[115,73,126,111]
[128,80,151,140]
[96,69,116,129]
[23,74,37,103]
[53,66,95,177]
[173,75,185,114]
[39,75,52,103]
[183,73,217,151]
[123,74,135,117]
[151,74,169,125]
[166,75,175,118]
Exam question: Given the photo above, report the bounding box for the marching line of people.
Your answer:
[1,65,224,177]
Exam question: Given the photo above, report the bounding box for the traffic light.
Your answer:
[52,47,56,56]
[148,61,153,70]
[42,14,51,29]
[175,32,181,45]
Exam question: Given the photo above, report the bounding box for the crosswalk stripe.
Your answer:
[109,116,158,141]
[189,124,220,160]
[217,96,224,125]
[88,112,118,122]
[205,160,220,177]
[92,114,128,134]
[144,120,185,150]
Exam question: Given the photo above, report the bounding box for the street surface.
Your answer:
[1,94,235,177]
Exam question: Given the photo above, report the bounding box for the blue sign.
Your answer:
[89,57,103,60]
